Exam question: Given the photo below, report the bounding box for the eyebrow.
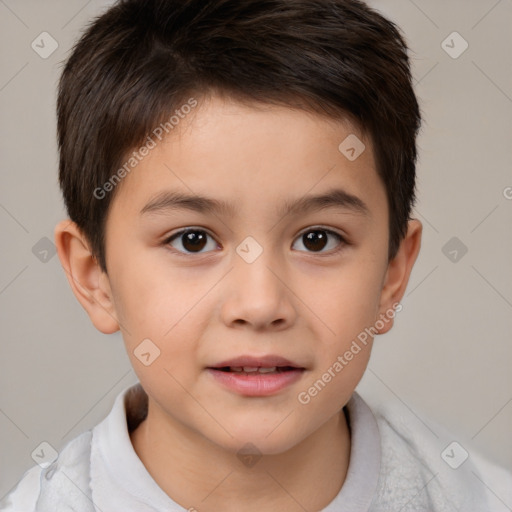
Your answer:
[140,188,370,219]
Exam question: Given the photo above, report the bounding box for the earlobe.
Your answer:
[375,219,422,335]
[54,219,120,334]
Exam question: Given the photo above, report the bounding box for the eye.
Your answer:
[292,227,346,254]
[164,226,347,256]
[164,228,219,255]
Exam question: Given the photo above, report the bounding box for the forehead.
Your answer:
[109,95,385,223]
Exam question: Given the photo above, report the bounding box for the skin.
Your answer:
[55,94,422,512]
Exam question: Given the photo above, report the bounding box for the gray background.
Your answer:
[1,0,511,502]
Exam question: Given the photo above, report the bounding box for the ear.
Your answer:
[375,219,422,334]
[54,219,120,334]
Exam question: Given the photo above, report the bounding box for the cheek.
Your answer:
[307,260,384,344]
[298,324,375,419]
[110,260,213,381]
[295,336,373,427]
[110,254,205,341]
[300,257,384,400]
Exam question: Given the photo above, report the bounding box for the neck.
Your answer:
[130,397,351,512]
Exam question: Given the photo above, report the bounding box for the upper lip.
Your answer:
[208,355,305,369]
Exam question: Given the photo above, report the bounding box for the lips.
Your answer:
[217,366,292,374]
[208,354,305,372]
[206,355,306,396]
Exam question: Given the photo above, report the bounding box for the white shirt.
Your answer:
[2,382,511,511]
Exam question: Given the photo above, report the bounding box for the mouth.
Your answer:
[206,355,306,396]
[212,365,300,374]
[208,354,306,371]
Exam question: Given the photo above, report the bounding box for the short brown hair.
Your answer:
[57,0,421,273]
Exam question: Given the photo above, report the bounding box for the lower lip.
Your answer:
[206,368,305,396]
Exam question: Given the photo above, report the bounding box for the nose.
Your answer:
[220,245,297,331]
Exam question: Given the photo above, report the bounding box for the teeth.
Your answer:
[243,366,259,372]
[228,366,278,373]
[257,366,277,373]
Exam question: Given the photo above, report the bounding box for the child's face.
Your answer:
[88,95,413,453]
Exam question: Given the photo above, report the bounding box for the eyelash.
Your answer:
[163,226,348,257]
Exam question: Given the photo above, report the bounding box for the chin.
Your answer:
[211,425,304,457]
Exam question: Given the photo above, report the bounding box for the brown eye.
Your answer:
[166,229,218,254]
[292,228,345,254]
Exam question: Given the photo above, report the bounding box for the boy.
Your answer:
[2,0,511,510]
